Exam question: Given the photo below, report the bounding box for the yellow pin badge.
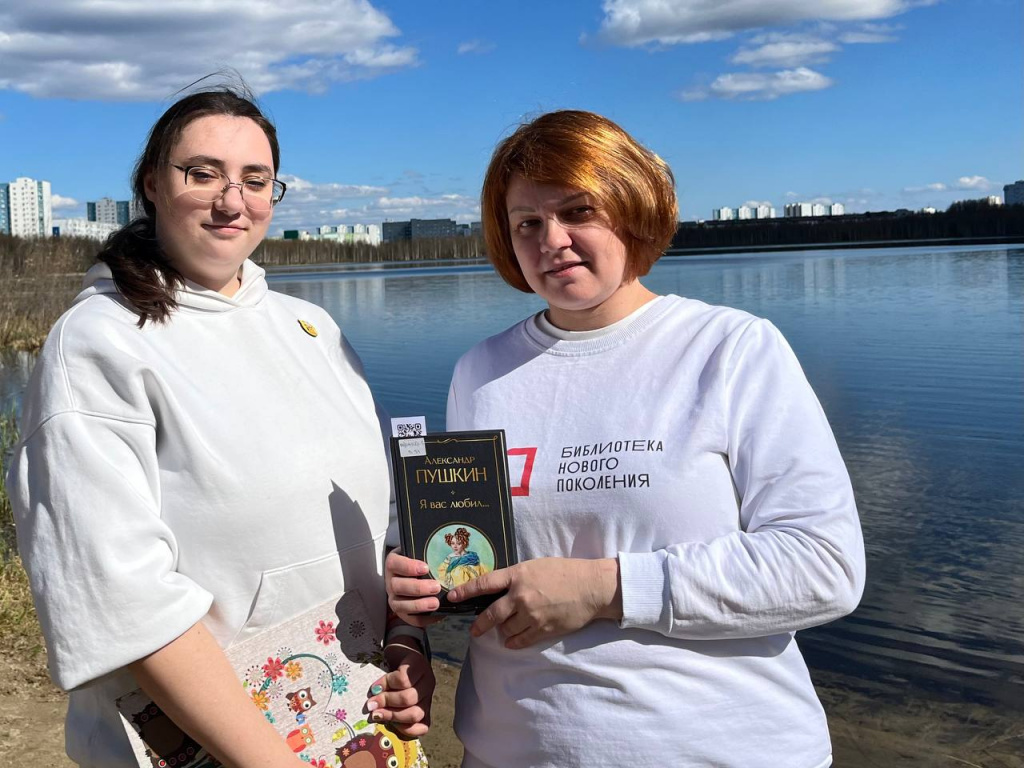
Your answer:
[298,319,319,337]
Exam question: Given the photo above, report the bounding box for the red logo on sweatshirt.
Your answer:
[507,447,537,497]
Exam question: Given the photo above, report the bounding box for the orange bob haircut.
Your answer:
[481,110,678,293]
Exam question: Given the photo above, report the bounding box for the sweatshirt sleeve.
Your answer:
[446,374,464,431]
[9,411,213,690]
[618,319,865,639]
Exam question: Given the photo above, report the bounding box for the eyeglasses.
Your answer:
[171,164,287,210]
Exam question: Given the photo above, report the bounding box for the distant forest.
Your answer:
[670,200,1024,251]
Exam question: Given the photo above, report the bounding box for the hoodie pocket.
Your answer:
[232,551,347,646]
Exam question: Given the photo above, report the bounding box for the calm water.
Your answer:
[270,244,1024,708]
[3,245,1021,708]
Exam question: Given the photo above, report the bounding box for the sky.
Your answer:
[0,0,1020,234]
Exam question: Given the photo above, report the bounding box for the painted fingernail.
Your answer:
[370,684,383,695]
[366,701,379,712]
[371,712,382,722]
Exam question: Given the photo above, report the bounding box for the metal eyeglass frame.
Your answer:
[171,164,287,208]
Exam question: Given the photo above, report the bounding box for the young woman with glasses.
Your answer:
[386,110,865,768]
[8,87,433,767]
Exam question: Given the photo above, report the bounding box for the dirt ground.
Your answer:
[2,657,1021,767]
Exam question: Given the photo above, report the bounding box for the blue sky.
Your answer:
[0,0,1019,234]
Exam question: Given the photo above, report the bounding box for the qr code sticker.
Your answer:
[397,422,423,438]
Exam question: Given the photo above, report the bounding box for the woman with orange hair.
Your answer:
[387,110,864,768]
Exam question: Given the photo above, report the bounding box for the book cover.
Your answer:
[390,430,518,614]
[116,591,428,768]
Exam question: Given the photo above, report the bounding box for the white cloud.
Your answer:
[279,175,387,199]
[681,67,833,101]
[743,199,774,208]
[903,182,948,193]
[51,194,79,209]
[596,0,930,47]
[731,37,839,67]
[902,176,993,196]
[269,178,480,230]
[956,175,991,191]
[0,0,418,101]
[377,194,479,214]
[839,22,901,43]
[457,40,496,55]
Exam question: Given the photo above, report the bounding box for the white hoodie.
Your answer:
[9,260,392,767]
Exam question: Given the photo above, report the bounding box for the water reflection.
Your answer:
[284,245,1024,708]
[2,245,1020,708]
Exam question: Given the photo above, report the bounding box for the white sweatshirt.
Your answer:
[8,261,392,768]
[447,295,865,768]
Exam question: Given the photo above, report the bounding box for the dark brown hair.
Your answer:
[481,110,678,292]
[98,86,280,325]
[444,527,471,547]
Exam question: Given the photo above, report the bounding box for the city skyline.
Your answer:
[0,0,1019,236]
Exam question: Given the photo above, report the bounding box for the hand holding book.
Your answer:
[448,557,623,650]
[385,551,446,624]
[389,430,519,615]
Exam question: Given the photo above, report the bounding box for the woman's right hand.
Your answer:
[385,550,444,627]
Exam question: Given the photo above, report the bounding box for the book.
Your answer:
[116,591,428,768]
[390,430,518,614]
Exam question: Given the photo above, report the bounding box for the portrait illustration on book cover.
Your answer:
[427,524,495,590]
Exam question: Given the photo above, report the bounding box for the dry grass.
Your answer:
[0,234,98,352]
[0,410,50,694]
[0,232,485,352]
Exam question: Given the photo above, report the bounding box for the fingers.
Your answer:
[503,624,539,650]
[447,567,513,603]
[387,592,443,623]
[386,550,431,578]
[470,595,517,637]
[386,552,442,621]
[365,666,434,732]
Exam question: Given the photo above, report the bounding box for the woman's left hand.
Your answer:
[447,557,622,649]
[365,643,435,739]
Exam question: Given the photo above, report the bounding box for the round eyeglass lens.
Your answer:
[184,168,282,210]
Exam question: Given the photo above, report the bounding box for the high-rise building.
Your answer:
[0,183,9,235]
[829,203,845,216]
[712,207,734,221]
[1004,181,1024,206]
[383,218,457,241]
[410,218,457,239]
[87,197,131,226]
[382,220,412,242]
[8,177,53,237]
[755,205,776,219]
[784,202,814,218]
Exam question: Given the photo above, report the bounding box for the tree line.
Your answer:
[671,200,1024,251]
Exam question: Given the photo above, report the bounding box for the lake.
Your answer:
[269,244,1024,709]
[2,243,1021,710]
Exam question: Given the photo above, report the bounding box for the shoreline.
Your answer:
[665,234,1024,257]
[3,658,1021,767]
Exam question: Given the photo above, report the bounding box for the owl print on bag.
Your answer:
[285,686,317,714]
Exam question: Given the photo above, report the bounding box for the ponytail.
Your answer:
[97,218,184,327]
